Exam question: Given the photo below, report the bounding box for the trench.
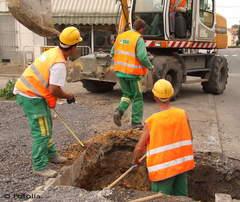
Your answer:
[61,129,240,202]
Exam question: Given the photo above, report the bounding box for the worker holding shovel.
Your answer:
[13,27,82,178]
[132,79,194,196]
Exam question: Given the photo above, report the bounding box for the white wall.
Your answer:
[17,21,45,51]
[0,0,8,10]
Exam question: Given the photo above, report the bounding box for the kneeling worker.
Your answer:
[132,79,194,196]
[13,27,82,178]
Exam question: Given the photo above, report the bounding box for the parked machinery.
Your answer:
[7,0,228,100]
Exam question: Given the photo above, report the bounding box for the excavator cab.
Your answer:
[129,0,216,42]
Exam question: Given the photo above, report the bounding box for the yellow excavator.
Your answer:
[6,0,229,100]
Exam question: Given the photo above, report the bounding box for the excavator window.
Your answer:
[132,0,164,38]
[199,0,214,28]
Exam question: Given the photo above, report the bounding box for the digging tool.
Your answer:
[106,154,147,189]
[129,192,163,202]
[52,109,84,146]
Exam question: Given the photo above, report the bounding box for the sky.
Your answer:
[216,0,240,28]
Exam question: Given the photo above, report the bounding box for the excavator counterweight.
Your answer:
[6,0,59,37]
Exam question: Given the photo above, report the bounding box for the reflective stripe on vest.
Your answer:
[170,0,187,12]
[146,107,194,181]
[15,47,66,108]
[114,30,147,75]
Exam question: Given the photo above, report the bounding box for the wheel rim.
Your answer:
[165,70,177,88]
[165,74,172,83]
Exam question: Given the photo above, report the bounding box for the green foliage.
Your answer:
[0,78,16,100]
[231,24,239,28]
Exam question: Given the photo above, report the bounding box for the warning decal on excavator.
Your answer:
[192,42,217,49]
[144,40,217,49]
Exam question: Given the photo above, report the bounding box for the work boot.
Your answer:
[131,122,143,130]
[113,109,123,126]
[33,168,57,178]
[49,156,67,164]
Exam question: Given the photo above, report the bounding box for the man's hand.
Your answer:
[132,158,143,166]
[67,94,75,104]
[175,7,181,12]
[151,65,154,72]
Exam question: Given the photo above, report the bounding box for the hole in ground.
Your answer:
[63,130,240,201]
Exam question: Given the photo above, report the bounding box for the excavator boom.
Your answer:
[6,0,59,37]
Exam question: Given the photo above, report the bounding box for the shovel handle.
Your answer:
[129,193,163,202]
[53,109,84,146]
[106,154,147,189]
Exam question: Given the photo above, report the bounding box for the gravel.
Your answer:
[0,98,115,202]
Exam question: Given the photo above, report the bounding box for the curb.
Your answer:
[206,94,222,155]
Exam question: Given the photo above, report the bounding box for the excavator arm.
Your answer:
[6,0,59,37]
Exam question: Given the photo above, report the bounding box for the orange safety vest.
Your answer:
[15,47,66,109]
[114,30,147,75]
[145,107,194,182]
[169,0,187,12]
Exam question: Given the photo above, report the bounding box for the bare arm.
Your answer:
[132,124,150,166]
[49,84,73,100]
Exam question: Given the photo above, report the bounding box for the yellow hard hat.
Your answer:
[59,27,82,46]
[152,79,174,98]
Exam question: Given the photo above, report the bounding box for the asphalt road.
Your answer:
[214,48,240,160]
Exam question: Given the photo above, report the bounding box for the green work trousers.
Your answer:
[16,94,57,171]
[116,77,143,124]
[151,172,188,196]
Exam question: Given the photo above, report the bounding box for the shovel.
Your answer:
[106,154,147,189]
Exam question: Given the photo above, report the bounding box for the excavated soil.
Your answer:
[63,129,151,191]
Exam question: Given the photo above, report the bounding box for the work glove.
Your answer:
[67,94,75,104]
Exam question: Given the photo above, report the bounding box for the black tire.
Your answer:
[81,79,116,93]
[152,56,182,101]
[202,56,228,94]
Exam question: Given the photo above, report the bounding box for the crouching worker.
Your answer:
[132,79,194,196]
[13,27,82,178]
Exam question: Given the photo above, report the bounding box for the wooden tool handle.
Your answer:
[106,154,147,189]
[129,193,163,202]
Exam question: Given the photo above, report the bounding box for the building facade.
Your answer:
[0,0,119,65]
[227,28,239,47]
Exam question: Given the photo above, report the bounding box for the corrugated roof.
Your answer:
[52,0,120,25]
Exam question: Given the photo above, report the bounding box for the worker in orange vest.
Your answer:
[132,79,194,196]
[13,27,82,178]
[169,0,188,38]
[111,19,154,130]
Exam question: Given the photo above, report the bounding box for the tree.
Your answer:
[232,24,239,28]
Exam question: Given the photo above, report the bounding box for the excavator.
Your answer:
[6,0,229,100]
